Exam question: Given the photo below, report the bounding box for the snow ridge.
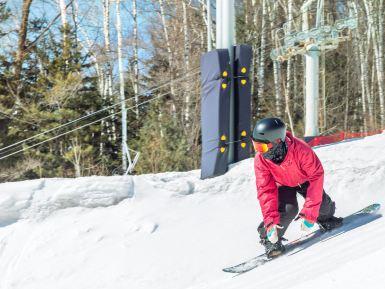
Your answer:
[0,176,134,224]
[0,132,384,289]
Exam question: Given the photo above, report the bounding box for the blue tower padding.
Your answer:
[200,49,231,179]
[233,45,252,162]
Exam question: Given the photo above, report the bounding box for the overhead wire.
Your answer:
[0,70,200,160]
[2,3,383,159]
[0,66,200,156]
[0,87,185,160]
[5,14,382,157]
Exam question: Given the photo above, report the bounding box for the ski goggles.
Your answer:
[250,137,273,153]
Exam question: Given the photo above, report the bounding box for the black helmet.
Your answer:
[252,117,286,144]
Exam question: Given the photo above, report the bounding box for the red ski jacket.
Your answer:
[254,131,324,227]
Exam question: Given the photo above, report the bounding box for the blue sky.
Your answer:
[1,0,154,75]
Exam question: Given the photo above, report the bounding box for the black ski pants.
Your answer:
[258,181,336,239]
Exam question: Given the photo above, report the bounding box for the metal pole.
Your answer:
[221,0,235,49]
[221,0,235,164]
[302,0,320,137]
[305,44,320,136]
[207,0,212,51]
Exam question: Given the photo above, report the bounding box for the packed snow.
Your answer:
[0,132,385,289]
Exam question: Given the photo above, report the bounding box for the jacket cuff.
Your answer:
[264,215,280,228]
[299,208,318,223]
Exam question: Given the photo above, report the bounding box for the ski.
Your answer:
[223,203,381,274]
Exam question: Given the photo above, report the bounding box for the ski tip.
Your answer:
[356,203,381,215]
[367,203,381,212]
[222,268,238,274]
[222,267,251,274]
[373,203,381,209]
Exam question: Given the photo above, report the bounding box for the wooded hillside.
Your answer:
[0,0,383,180]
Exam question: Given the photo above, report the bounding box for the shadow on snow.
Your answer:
[288,210,382,256]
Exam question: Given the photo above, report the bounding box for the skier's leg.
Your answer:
[297,182,335,221]
[297,182,342,230]
[317,191,336,221]
[257,186,297,256]
[277,186,299,238]
[257,186,298,239]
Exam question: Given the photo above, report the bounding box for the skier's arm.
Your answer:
[254,157,280,227]
[298,145,324,222]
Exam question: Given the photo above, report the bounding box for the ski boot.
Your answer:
[317,216,343,231]
[260,237,286,258]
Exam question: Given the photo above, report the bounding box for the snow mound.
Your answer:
[0,176,134,224]
[0,132,384,289]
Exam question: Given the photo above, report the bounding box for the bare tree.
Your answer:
[371,0,385,128]
[14,0,33,102]
[158,0,176,117]
[64,137,83,177]
[284,0,295,134]
[57,0,70,66]
[132,0,139,118]
[351,1,368,131]
[182,1,191,126]
[102,0,117,151]
[257,0,267,112]
[58,0,68,35]
[116,0,127,171]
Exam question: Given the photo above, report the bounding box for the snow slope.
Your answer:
[0,132,384,289]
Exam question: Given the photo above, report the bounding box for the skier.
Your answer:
[252,117,343,258]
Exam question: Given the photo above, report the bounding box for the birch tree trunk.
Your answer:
[379,0,385,127]
[158,0,176,117]
[58,0,69,65]
[379,0,385,64]
[257,0,267,106]
[58,0,68,34]
[363,0,374,129]
[352,2,368,132]
[100,0,109,154]
[358,38,368,131]
[132,0,139,118]
[284,0,295,134]
[344,44,350,132]
[182,1,191,126]
[250,0,259,117]
[116,0,127,171]
[73,0,107,156]
[372,0,385,128]
[71,138,82,178]
[14,0,33,102]
[206,0,213,51]
[103,0,112,96]
[74,0,104,96]
[101,0,115,154]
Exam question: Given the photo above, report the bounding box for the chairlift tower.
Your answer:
[270,0,357,137]
[216,0,235,164]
